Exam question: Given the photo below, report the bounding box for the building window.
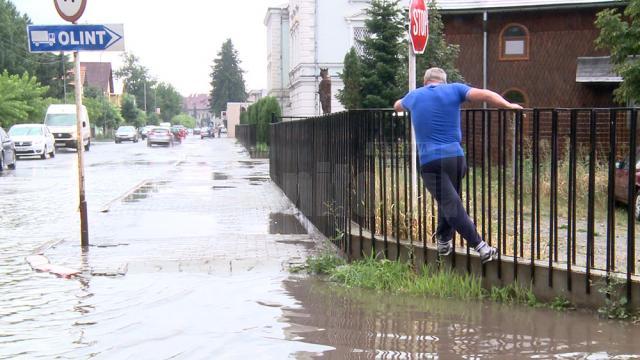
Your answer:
[500,24,529,61]
[353,27,368,56]
[502,88,528,107]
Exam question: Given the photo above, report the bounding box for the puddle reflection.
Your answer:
[269,213,307,235]
[282,277,640,359]
[212,172,230,180]
[123,181,169,203]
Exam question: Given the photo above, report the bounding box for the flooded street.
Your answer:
[1,137,639,359]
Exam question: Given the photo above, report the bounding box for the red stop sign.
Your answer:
[409,0,429,54]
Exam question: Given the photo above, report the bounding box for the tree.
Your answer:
[0,70,49,128]
[337,48,363,109]
[596,1,640,103]
[120,94,140,125]
[240,109,248,125]
[115,53,156,113]
[85,94,123,133]
[147,112,160,126]
[0,1,71,99]
[359,0,405,108]
[209,39,247,116]
[155,82,183,122]
[171,114,196,128]
[416,2,463,84]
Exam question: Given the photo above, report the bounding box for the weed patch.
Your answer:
[596,277,638,320]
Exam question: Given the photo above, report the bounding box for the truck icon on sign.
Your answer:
[31,31,56,46]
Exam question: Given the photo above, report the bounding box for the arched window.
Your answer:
[500,24,529,61]
[502,88,528,107]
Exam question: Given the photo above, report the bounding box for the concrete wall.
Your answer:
[225,102,248,138]
[345,227,640,310]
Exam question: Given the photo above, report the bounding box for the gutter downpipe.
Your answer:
[314,0,320,116]
[483,11,488,105]
[483,11,490,172]
[280,11,286,117]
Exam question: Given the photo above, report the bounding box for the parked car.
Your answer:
[115,125,139,143]
[615,148,640,220]
[147,127,173,147]
[44,104,91,151]
[193,127,201,135]
[0,127,17,171]
[8,124,55,159]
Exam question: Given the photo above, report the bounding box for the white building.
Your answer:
[265,0,372,117]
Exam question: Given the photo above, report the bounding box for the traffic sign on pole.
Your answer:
[409,0,429,55]
[54,0,87,23]
[27,24,125,53]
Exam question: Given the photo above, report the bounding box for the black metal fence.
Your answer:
[270,108,639,299]
[235,124,256,149]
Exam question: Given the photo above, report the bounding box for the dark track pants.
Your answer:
[420,156,482,248]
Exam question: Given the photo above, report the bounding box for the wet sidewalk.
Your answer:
[45,139,321,275]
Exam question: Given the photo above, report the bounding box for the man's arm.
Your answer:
[393,99,405,112]
[466,88,523,109]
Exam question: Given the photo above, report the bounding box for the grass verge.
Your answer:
[294,253,640,320]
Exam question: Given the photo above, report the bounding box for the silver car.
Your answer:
[8,124,56,159]
[147,127,173,147]
[115,125,139,143]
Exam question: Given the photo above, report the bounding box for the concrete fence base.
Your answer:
[346,224,640,310]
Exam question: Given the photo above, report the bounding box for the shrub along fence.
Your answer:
[270,108,639,308]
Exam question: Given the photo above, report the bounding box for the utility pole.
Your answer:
[143,80,148,113]
[74,39,89,247]
[61,52,67,103]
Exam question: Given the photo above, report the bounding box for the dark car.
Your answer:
[615,148,640,220]
[0,127,17,171]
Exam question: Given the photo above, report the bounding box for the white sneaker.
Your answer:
[434,234,453,256]
[476,241,498,264]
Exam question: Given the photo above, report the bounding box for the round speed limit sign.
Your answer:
[54,0,87,23]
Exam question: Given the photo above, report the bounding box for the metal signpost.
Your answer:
[408,0,429,234]
[30,0,125,247]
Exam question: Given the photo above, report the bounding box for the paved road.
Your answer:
[1,136,639,359]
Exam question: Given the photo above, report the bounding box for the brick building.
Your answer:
[439,0,624,108]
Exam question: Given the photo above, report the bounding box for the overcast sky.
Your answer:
[11,0,286,96]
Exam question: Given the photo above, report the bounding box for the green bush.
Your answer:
[171,113,196,128]
[0,70,50,128]
[258,97,281,145]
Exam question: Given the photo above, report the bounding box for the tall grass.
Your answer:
[297,253,539,305]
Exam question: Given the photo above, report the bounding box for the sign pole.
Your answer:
[409,46,418,243]
[408,0,428,243]
[74,49,89,247]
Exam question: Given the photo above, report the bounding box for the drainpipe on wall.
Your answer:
[314,0,319,116]
[483,11,488,106]
[483,11,490,174]
[280,11,286,116]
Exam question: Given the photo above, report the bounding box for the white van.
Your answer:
[44,104,91,151]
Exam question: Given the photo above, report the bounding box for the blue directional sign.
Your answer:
[27,24,125,53]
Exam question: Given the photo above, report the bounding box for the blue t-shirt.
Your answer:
[401,83,471,165]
